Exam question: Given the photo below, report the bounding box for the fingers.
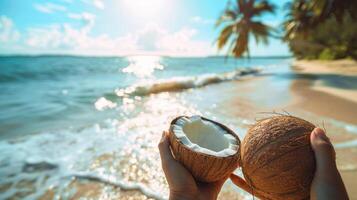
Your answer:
[230,174,267,199]
[230,174,251,193]
[310,127,336,169]
[158,131,175,164]
[197,175,227,190]
[229,174,252,193]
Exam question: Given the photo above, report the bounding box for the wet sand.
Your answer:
[293,59,357,105]
[293,59,357,75]
[290,78,357,124]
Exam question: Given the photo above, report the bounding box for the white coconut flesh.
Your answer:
[172,116,239,157]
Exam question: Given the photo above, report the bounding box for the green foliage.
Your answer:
[284,0,357,60]
[215,0,357,60]
[319,49,338,60]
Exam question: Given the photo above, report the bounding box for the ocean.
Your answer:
[0,56,290,139]
[1,56,355,199]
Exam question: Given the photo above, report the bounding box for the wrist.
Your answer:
[169,191,198,200]
[170,191,219,200]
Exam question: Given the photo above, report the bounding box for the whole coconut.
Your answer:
[240,116,316,200]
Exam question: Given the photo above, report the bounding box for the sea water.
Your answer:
[1,55,356,199]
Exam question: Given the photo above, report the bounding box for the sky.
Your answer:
[0,0,291,57]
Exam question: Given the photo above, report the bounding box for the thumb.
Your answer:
[230,174,268,199]
[310,127,336,171]
[310,129,349,200]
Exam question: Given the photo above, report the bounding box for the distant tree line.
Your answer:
[216,0,357,60]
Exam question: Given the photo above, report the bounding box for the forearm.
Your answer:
[169,192,197,200]
[169,191,218,200]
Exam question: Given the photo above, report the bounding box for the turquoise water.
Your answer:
[0,55,289,139]
[0,55,305,199]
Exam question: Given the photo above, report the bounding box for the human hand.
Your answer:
[158,131,227,200]
[310,127,349,200]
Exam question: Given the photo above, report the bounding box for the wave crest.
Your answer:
[116,68,260,96]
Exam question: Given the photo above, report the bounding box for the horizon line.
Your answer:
[0,53,293,59]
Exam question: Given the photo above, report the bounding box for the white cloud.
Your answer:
[1,12,210,56]
[23,22,211,56]
[82,0,105,9]
[190,16,214,25]
[159,28,211,56]
[34,2,67,14]
[134,23,211,56]
[0,16,20,43]
[24,22,211,56]
[137,23,166,51]
[93,0,105,9]
[25,22,137,55]
[68,12,96,30]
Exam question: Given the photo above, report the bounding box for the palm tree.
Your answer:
[283,0,316,41]
[215,0,275,58]
[311,0,357,22]
[283,0,357,41]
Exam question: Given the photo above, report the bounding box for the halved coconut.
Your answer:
[169,115,240,182]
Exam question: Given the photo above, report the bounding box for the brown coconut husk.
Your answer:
[240,115,316,200]
[169,116,241,182]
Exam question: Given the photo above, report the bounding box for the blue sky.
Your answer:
[0,0,291,56]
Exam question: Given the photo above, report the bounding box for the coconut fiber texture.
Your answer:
[240,116,316,200]
[169,116,241,182]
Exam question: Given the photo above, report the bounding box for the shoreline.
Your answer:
[290,78,357,125]
[293,59,357,75]
[292,59,357,105]
[291,59,357,124]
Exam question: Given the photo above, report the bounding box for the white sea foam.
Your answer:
[115,68,260,97]
[0,94,207,199]
[0,119,168,199]
[94,97,117,111]
[122,55,165,78]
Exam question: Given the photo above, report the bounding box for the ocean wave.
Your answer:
[72,172,165,200]
[115,68,261,96]
[0,122,168,200]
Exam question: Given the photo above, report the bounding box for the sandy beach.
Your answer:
[293,59,357,105]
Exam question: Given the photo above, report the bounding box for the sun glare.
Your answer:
[121,0,168,18]
[122,55,164,78]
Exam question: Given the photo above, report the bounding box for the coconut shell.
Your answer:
[169,116,241,182]
[240,116,316,200]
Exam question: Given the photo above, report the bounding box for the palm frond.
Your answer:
[215,0,274,58]
[216,24,235,49]
[250,21,270,45]
[232,29,249,57]
[215,9,238,27]
[252,1,276,16]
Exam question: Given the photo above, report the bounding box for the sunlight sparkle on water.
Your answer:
[122,55,164,78]
[94,97,117,111]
